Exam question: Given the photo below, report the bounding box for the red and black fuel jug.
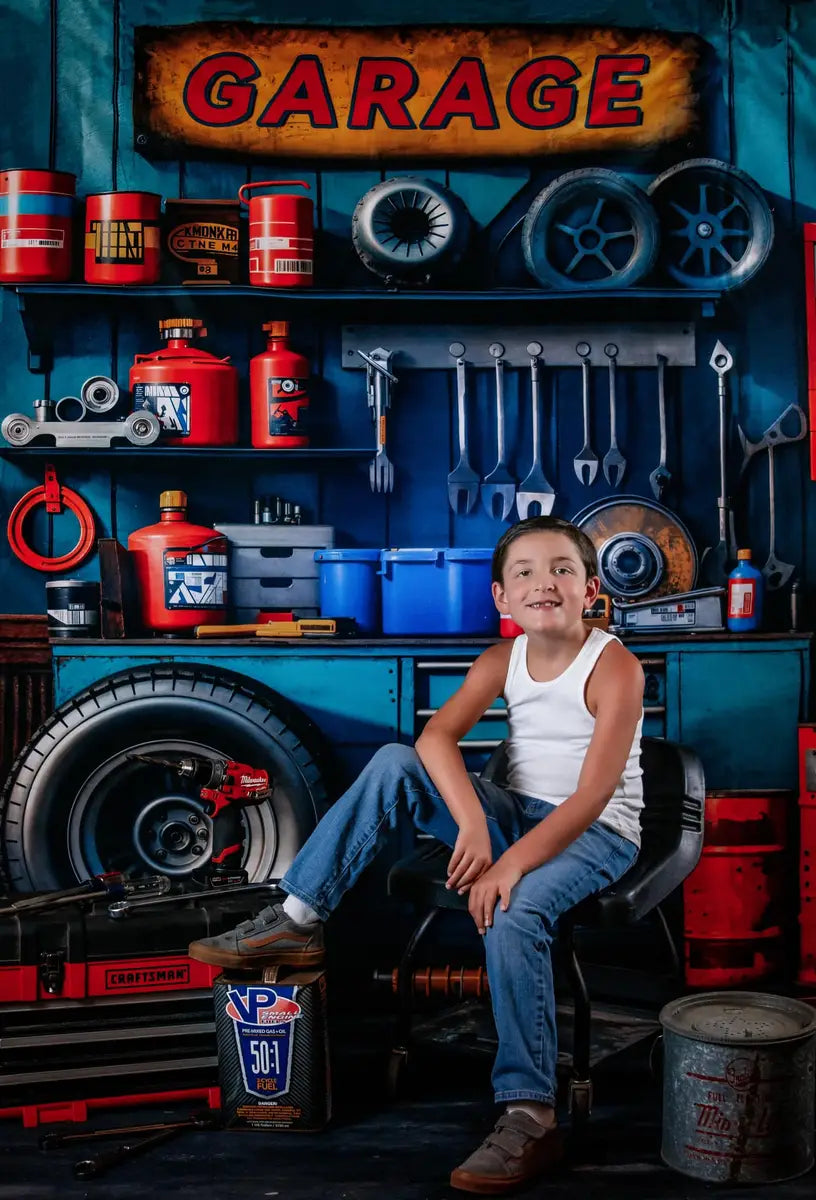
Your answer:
[238,180,313,288]
[250,321,310,448]
[0,168,75,282]
[84,190,161,285]
[128,490,228,635]
[130,318,238,446]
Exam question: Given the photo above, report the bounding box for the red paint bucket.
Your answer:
[0,168,75,283]
[84,191,161,284]
[238,181,313,288]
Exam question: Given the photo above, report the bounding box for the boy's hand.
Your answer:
[467,856,523,934]
[446,819,492,894]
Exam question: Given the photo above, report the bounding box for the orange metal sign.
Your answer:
[134,24,701,159]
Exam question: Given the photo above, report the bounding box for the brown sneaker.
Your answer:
[187,902,325,969]
[449,1110,564,1194]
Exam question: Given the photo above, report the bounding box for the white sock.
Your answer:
[506,1103,556,1129]
[282,894,321,925]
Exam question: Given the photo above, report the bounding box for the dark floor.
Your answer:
[4,1002,815,1199]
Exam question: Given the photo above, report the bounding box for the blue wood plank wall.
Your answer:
[0,0,814,623]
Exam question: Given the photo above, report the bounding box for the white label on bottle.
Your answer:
[250,236,291,250]
[728,580,754,617]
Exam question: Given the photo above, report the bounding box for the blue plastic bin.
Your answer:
[314,549,381,634]
[380,548,496,635]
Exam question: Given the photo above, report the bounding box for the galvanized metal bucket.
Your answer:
[660,991,816,1183]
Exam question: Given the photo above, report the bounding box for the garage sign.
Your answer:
[134,24,701,159]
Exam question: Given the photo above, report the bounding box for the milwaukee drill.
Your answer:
[130,754,271,886]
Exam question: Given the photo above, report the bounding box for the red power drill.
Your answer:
[129,754,271,887]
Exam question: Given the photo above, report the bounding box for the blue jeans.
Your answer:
[281,743,638,1105]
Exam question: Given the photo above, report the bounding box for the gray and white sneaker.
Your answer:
[188,902,325,969]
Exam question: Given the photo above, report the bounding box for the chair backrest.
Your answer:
[481,735,706,918]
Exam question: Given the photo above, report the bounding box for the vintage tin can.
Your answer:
[45,578,100,639]
[0,168,75,283]
[660,990,816,1184]
[162,199,241,285]
[214,967,331,1130]
[84,191,161,284]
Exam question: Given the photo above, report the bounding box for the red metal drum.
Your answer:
[130,318,238,447]
[84,191,161,284]
[683,791,791,987]
[0,168,75,283]
[238,181,313,288]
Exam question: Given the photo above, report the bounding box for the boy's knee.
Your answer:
[368,742,422,779]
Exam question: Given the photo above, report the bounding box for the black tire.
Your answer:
[0,664,330,895]
[522,168,659,290]
[351,176,471,286]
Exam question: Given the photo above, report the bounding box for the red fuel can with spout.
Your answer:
[250,321,310,447]
[128,490,228,634]
[0,168,75,282]
[84,190,161,284]
[239,180,313,287]
[130,318,238,446]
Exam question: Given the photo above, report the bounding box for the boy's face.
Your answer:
[492,531,600,636]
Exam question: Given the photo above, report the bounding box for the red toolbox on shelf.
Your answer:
[0,884,279,1126]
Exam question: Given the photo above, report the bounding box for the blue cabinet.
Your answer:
[51,634,811,793]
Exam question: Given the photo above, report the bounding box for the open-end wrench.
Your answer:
[447,343,480,513]
[574,342,599,486]
[602,343,626,487]
[762,444,796,590]
[738,403,807,479]
[700,341,737,586]
[481,342,516,520]
[649,354,671,501]
[516,341,555,518]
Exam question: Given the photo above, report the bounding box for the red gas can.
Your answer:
[238,181,313,288]
[130,319,238,446]
[84,191,161,284]
[250,321,310,447]
[128,490,228,634]
[0,168,75,282]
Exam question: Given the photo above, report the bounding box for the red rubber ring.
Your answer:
[7,484,96,572]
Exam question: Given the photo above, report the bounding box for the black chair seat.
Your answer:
[385,735,706,1124]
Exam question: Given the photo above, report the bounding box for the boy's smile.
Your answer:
[492,531,600,637]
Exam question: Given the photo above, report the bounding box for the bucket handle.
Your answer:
[238,180,311,205]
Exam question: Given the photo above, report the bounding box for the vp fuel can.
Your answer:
[214,968,331,1131]
[128,490,228,634]
[130,318,238,446]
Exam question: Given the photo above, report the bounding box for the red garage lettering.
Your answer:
[183,52,260,127]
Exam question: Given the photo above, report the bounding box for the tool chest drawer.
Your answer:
[413,652,668,760]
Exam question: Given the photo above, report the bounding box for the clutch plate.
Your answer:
[572,496,697,600]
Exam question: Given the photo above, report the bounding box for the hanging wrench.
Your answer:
[573,342,599,486]
[737,403,808,479]
[602,343,626,487]
[649,354,671,501]
[700,341,737,585]
[481,343,516,520]
[358,348,397,493]
[447,343,480,513]
[762,444,796,591]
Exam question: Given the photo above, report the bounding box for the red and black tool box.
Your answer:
[0,884,278,1126]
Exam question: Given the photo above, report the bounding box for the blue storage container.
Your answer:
[380,548,496,635]
[314,549,381,634]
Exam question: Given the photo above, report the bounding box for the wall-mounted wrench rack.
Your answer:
[341,324,697,369]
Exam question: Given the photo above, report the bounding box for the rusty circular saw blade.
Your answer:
[572,495,698,600]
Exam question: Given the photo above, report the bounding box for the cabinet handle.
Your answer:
[636,656,666,667]
[417,707,505,719]
[416,661,476,671]
[458,739,503,750]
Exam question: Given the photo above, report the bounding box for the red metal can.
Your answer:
[250,321,310,447]
[0,168,75,283]
[130,318,238,447]
[238,181,313,288]
[128,490,228,634]
[84,191,161,284]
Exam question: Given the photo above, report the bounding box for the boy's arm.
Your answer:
[415,642,510,891]
[502,642,644,876]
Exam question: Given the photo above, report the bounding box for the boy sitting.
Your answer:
[189,515,644,1193]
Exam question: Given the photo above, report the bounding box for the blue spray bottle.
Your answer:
[727,549,764,632]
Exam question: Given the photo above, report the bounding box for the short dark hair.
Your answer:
[492,517,598,583]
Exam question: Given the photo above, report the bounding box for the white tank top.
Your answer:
[503,628,643,847]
